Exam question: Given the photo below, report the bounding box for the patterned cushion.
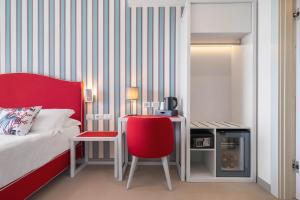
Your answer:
[0,106,42,136]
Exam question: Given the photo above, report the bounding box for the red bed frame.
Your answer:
[0,73,84,200]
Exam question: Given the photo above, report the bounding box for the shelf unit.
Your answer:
[187,121,251,182]
[190,148,215,151]
[190,161,215,178]
[177,0,257,183]
[190,121,250,129]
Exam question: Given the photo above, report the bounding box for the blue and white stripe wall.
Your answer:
[0,0,180,159]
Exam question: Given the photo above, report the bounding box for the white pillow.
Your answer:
[0,109,6,119]
[31,109,75,133]
[0,106,42,136]
[63,118,81,128]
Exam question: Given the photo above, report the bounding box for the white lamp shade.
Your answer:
[127,87,139,100]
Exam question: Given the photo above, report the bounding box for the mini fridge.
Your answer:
[216,130,250,177]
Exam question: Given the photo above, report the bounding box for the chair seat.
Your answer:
[78,131,118,138]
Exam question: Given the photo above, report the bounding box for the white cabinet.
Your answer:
[191,2,253,44]
[178,0,257,183]
[191,3,252,34]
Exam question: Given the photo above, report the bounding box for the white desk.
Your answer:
[117,115,186,181]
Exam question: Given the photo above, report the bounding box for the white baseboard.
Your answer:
[257,177,271,192]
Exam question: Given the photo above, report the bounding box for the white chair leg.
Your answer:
[126,156,138,189]
[161,156,172,191]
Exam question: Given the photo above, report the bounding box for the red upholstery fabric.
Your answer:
[127,116,174,158]
[0,73,84,131]
[79,131,118,137]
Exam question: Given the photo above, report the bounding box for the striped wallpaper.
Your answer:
[0,0,180,159]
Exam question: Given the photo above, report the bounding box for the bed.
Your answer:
[0,73,84,200]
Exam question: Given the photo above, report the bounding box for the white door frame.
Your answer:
[296,0,300,199]
[274,0,297,199]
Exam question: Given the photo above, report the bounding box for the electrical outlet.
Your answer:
[94,114,103,120]
[144,102,152,108]
[151,102,160,109]
[103,114,114,120]
[86,114,94,120]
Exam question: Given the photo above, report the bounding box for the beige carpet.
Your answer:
[30,165,276,200]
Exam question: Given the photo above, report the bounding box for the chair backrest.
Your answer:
[127,116,174,158]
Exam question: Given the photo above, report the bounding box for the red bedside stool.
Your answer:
[70,131,118,179]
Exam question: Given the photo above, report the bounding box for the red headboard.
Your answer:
[0,73,84,130]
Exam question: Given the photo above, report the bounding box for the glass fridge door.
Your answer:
[220,137,244,171]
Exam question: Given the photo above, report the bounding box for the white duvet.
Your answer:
[0,126,80,188]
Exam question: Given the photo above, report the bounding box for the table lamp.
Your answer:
[127,87,139,115]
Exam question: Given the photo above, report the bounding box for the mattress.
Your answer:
[0,126,80,188]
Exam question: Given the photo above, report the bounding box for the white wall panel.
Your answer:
[257,0,272,185]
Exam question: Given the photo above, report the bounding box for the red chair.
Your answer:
[126,116,174,190]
